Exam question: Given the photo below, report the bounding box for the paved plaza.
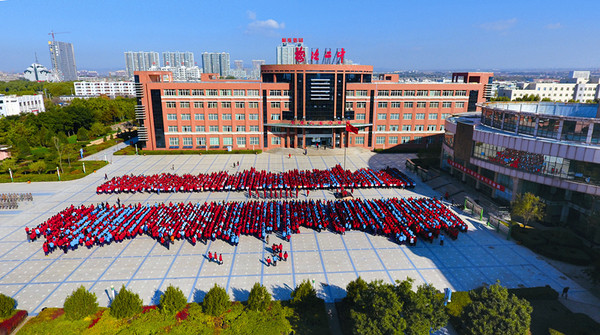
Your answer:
[0,146,598,317]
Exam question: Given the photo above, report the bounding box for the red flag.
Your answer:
[346,122,359,134]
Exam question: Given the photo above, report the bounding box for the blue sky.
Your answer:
[1,0,599,72]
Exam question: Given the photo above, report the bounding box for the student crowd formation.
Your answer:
[26,197,466,255]
[96,165,415,195]
[0,193,33,210]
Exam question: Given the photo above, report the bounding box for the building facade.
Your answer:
[202,52,230,77]
[162,51,194,68]
[74,81,136,97]
[124,51,160,79]
[134,64,492,152]
[48,40,77,81]
[442,102,600,240]
[23,63,52,82]
[0,94,45,117]
[276,38,308,64]
[498,71,600,103]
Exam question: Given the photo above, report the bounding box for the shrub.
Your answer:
[291,279,318,307]
[445,291,472,318]
[203,284,230,316]
[0,293,15,318]
[247,282,271,311]
[159,285,187,315]
[110,285,143,319]
[0,310,27,334]
[63,286,98,320]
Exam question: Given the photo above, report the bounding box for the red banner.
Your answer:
[447,159,505,192]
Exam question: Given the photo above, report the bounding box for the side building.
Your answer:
[74,81,136,97]
[0,94,46,117]
[442,102,600,241]
[134,64,491,152]
[48,40,78,82]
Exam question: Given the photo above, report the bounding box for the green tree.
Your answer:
[0,158,17,173]
[0,293,15,318]
[28,161,47,174]
[77,127,90,141]
[247,282,272,311]
[291,279,318,307]
[511,192,545,226]
[90,122,106,138]
[159,285,188,315]
[462,282,532,335]
[52,136,64,172]
[15,137,31,159]
[110,285,143,319]
[63,286,98,320]
[394,279,448,335]
[203,284,230,316]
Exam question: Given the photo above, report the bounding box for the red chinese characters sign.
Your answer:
[447,159,506,192]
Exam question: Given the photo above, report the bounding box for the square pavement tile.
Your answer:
[198,259,231,277]
[292,232,317,251]
[322,250,354,273]
[444,267,491,291]
[479,266,523,288]
[33,259,86,283]
[293,251,323,274]
[348,249,384,272]
[486,245,530,266]
[227,275,260,301]
[230,253,263,276]
[419,269,455,291]
[404,248,438,269]
[166,255,203,278]
[67,258,111,282]
[157,278,196,301]
[379,247,415,270]
[190,276,229,303]
[457,246,501,267]
[16,283,59,314]
[342,232,373,249]
[2,259,54,284]
[99,257,143,281]
[120,239,155,257]
[132,256,171,280]
[128,279,163,306]
[316,233,344,251]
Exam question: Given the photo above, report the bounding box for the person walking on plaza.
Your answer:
[440,234,444,246]
[208,251,212,262]
[562,287,569,299]
[104,173,108,180]
[219,253,223,265]
[283,251,288,262]
[266,235,269,245]
[266,256,271,267]
[273,254,278,266]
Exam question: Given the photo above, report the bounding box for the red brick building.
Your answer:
[135,65,492,151]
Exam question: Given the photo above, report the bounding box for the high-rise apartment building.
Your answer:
[162,51,194,68]
[202,52,230,77]
[124,51,160,79]
[276,38,308,64]
[48,40,77,81]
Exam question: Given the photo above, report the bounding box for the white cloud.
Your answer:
[479,18,517,31]
[245,11,285,35]
[545,23,562,30]
[247,10,256,20]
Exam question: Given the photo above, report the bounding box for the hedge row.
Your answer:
[0,310,28,334]
[511,227,592,265]
[116,148,263,155]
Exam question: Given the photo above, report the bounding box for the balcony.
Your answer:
[137,126,149,141]
[135,105,146,120]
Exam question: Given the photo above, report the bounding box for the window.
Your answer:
[404,90,415,96]
[391,102,401,108]
[455,90,467,96]
[207,89,218,96]
[414,136,423,144]
[390,113,400,120]
[377,125,386,131]
[164,89,176,96]
[207,102,218,108]
[440,125,445,131]
[237,137,246,147]
[376,136,385,144]
[442,90,454,97]
[403,113,412,120]
[271,137,281,145]
[429,113,438,120]
[183,137,193,146]
[416,102,426,108]
[402,125,411,131]
[271,102,281,108]
[356,113,366,120]
[249,102,259,108]
[223,126,232,132]
[235,113,245,120]
[404,102,413,108]
[346,90,355,96]
[415,125,424,131]
[377,90,389,96]
[389,136,398,144]
[249,113,259,120]
[356,102,366,108]
[356,90,368,96]
[179,101,190,108]
[209,126,218,132]
[236,125,246,132]
[283,90,290,96]
[208,113,218,120]
[271,114,281,120]
[390,90,402,96]
[250,137,260,145]
[178,89,190,96]
[416,113,425,120]
[182,125,192,132]
[168,126,178,132]
[194,102,204,109]
[222,113,232,120]
[401,136,410,143]
[429,101,439,108]
[355,136,365,144]
[210,137,219,146]
[442,102,452,108]
[195,113,204,120]
[181,113,191,120]
[192,89,204,96]
[235,102,245,109]
[441,113,450,119]
[247,89,259,96]
[427,125,437,131]
[455,102,465,108]
[196,137,206,146]
[270,126,282,132]
[377,113,387,120]
[195,125,205,132]
[169,137,179,146]
[223,137,233,145]
[220,89,231,96]
[233,89,245,96]
[166,101,176,108]
[417,90,428,96]
[250,125,260,132]
[167,113,177,120]
[378,101,388,108]
[221,101,231,108]
[346,102,353,108]
[269,90,282,96]
[430,90,441,97]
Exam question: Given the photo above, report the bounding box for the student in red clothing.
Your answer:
[278,251,283,262]
[283,251,288,261]
[219,253,223,265]
[208,251,212,262]
[266,256,271,267]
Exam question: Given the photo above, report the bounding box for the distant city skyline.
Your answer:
[1,0,600,73]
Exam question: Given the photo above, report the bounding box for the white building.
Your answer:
[124,51,160,79]
[276,38,308,64]
[74,81,136,97]
[498,71,600,102]
[0,94,45,117]
[160,66,202,81]
[202,52,230,77]
[23,63,52,82]
[162,51,194,68]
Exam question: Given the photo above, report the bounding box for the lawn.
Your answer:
[0,160,108,183]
